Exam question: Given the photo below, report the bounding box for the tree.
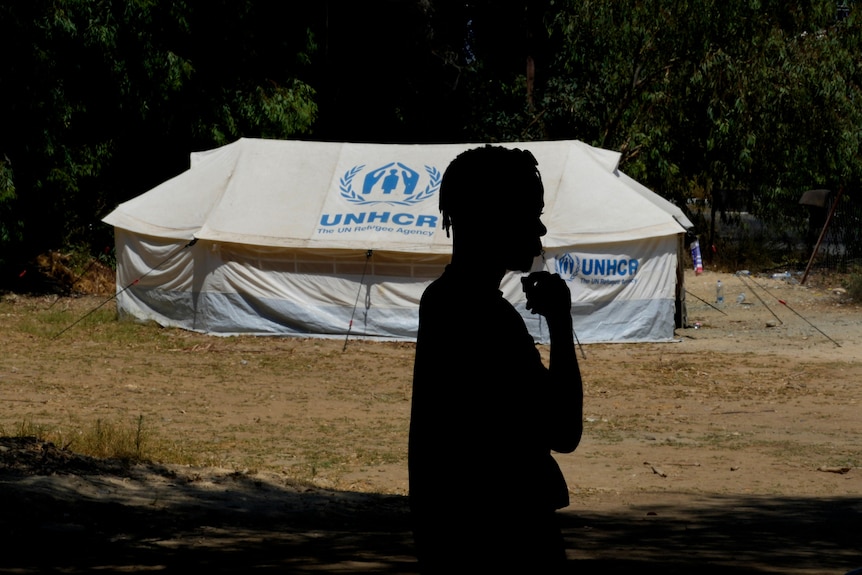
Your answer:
[0,0,318,281]
[530,0,861,262]
[2,0,860,280]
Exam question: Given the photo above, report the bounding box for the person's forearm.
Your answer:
[546,313,583,453]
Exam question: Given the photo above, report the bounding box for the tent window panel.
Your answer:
[334,262,368,275]
[297,262,337,274]
[410,265,446,278]
[372,263,412,277]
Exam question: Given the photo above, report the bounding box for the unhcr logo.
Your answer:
[317,162,442,236]
[339,163,441,206]
[556,253,640,286]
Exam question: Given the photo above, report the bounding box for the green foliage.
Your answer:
[0,0,319,278]
[844,266,862,301]
[1,0,861,275]
[526,0,862,261]
[0,158,21,265]
[199,80,317,145]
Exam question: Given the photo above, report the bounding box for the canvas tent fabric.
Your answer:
[103,138,691,343]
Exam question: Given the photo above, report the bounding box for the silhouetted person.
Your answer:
[408,145,584,573]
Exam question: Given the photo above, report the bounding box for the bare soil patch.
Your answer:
[1,269,860,574]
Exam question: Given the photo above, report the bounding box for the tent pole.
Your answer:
[343,250,373,351]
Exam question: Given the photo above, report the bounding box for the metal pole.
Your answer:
[802,187,843,285]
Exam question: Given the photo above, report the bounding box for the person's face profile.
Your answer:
[499,193,546,272]
[443,146,549,272]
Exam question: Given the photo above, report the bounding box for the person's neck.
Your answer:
[448,252,506,288]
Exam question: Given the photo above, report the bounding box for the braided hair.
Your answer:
[439,145,544,237]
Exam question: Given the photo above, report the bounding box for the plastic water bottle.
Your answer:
[716,280,725,305]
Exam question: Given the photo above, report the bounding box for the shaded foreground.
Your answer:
[2,270,862,574]
[1,438,860,574]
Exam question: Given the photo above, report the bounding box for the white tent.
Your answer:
[103,138,692,343]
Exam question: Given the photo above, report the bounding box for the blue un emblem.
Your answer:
[340,162,441,206]
[555,253,579,281]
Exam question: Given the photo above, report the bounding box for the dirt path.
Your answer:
[1,269,860,573]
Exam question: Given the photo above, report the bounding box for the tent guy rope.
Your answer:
[685,289,728,316]
[52,238,199,339]
[343,250,373,351]
[734,273,783,325]
[738,272,841,348]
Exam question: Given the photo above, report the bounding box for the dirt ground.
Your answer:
[0,268,860,574]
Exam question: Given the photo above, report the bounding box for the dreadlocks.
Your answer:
[439,145,544,237]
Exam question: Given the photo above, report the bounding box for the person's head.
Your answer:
[439,145,547,272]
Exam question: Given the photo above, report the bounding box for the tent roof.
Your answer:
[799,189,832,208]
[103,138,689,253]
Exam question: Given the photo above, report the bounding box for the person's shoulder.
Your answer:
[420,273,454,307]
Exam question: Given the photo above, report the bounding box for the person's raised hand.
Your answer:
[521,271,571,320]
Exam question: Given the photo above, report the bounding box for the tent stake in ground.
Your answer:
[742,274,841,348]
[776,297,841,347]
[735,273,783,325]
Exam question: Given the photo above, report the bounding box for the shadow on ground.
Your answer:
[1,438,859,574]
[565,494,862,574]
[1,478,859,573]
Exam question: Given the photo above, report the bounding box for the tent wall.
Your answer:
[675,234,688,330]
[115,229,680,343]
[114,230,198,328]
[114,230,448,339]
[512,235,679,344]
